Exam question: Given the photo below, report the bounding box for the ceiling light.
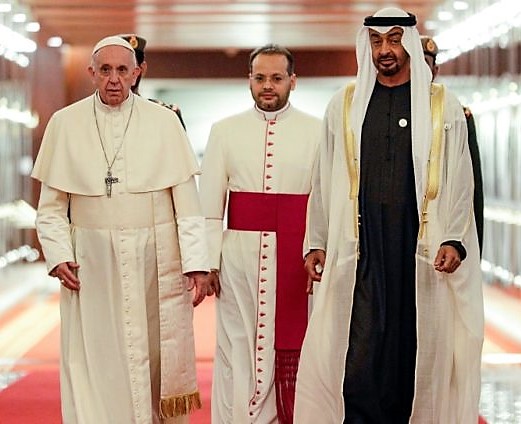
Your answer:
[47,36,63,48]
[25,22,40,32]
[12,12,26,23]
[435,0,521,64]
[438,11,453,21]
[453,1,469,11]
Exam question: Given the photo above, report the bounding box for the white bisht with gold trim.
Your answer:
[294,82,484,424]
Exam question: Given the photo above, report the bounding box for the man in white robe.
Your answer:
[295,7,484,424]
[199,44,321,423]
[32,36,210,424]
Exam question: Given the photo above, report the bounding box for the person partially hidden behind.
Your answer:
[119,33,186,129]
[294,7,484,424]
[32,35,210,423]
[421,34,484,256]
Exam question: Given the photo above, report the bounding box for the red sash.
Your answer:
[227,191,309,349]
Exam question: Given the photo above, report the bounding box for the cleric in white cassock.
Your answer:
[294,7,484,424]
[32,36,210,424]
[199,45,321,423]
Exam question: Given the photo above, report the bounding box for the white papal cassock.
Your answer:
[32,92,209,424]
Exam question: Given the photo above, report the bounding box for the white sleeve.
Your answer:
[172,177,210,273]
[35,184,75,273]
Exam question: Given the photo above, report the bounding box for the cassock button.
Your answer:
[266,175,272,179]
[267,142,274,146]
[267,153,273,157]
[398,118,408,127]
[268,131,274,135]
[266,164,273,168]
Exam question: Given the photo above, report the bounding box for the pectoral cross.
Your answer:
[105,169,119,198]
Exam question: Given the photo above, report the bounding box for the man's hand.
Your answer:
[304,249,326,294]
[206,269,221,298]
[186,271,210,307]
[50,261,81,291]
[434,245,461,274]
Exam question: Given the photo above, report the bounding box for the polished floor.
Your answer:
[0,262,520,423]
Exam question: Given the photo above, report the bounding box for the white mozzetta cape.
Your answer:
[32,92,199,195]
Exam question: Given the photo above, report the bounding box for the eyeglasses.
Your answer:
[250,73,290,85]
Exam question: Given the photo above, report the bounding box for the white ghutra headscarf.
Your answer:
[350,6,434,214]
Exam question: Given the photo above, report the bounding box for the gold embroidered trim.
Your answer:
[419,82,445,240]
[159,391,202,418]
[343,83,360,251]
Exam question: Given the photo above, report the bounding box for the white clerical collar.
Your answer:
[254,102,291,121]
[95,90,134,113]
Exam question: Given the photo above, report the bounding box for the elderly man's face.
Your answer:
[369,27,410,78]
[89,46,139,106]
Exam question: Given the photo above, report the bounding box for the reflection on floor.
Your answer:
[1,262,520,423]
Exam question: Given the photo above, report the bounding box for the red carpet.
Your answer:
[0,364,212,423]
[0,370,61,423]
[0,295,215,423]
